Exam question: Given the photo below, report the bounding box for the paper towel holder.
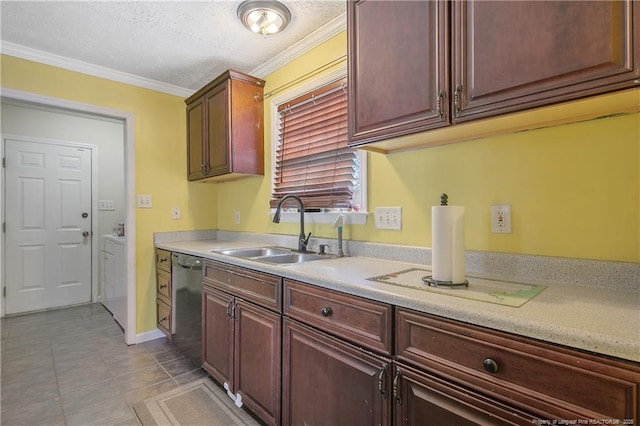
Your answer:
[422,275,469,287]
[428,192,468,287]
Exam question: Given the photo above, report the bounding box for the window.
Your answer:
[271,77,365,215]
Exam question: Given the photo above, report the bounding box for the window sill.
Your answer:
[269,211,368,226]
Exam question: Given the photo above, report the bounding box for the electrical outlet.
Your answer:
[375,207,402,230]
[491,205,512,233]
[234,211,241,224]
[171,206,181,220]
[137,194,153,208]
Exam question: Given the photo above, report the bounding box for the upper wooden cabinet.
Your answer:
[347,0,450,146]
[453,0,640,122]
[347,0,640,149]
[185,70,265,182]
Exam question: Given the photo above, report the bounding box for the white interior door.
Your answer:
[4,137,92,314]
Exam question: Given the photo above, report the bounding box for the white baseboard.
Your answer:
[136,328,167,344]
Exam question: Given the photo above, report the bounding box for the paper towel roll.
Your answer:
[431,205,466,283]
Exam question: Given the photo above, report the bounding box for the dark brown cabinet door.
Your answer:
[234,300,281,426]
[347,0,450,147]
[394,363,537,426]
[282,319,391,426]
[205,82,230,176]
[202,285,233,388]
[185,70,264,181]
[186,97,205,180]
[452,0,640,121]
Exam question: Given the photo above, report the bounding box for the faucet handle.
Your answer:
[318,244,329,254]
[303,232,312,245]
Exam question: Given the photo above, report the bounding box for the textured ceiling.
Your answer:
[0,1,346,92]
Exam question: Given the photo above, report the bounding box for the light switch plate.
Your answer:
[137,194,152,208]
[98,200,115,211]
[375,207,402,230]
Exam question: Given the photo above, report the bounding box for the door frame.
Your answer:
[3,135,98,313]
[0,88,137,345]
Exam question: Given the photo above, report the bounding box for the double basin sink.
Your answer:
[216,246,339,264]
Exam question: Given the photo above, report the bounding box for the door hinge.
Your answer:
[2,222,5,233]
[2,157,5,168]
[3,287,6,298]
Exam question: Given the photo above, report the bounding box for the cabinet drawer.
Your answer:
[396,309,640,421]
[156,269,171,304]
[203,260,281,312]
[284,279,392,355]
[156,249,171,272]
[157,299,171,338]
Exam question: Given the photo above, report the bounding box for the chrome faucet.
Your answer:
[273,194,311,252]
[332,214,345,257]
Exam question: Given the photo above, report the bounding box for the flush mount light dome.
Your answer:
[237,0,291,35]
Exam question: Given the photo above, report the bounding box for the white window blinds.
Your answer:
[271,78,358,210]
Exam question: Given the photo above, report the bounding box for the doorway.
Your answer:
[0,88,137,345]
[4,137,93,314]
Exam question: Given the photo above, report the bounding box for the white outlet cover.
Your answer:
[171,206,181,220]
[491,205,512,233]
[375,207,402,230]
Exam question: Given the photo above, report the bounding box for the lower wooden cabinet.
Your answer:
[155,248,172,338]
[282,318,392,426]
[202,285,233,386]
[202,261,282,426]
[393,362,536,426]
[198,260,639,425]
[396,308,640,423]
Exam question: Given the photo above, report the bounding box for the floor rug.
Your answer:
[132,378,260,425]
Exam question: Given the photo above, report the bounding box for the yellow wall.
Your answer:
[1,55,218,333]
[217,32,640,263]
[1,30,638,333]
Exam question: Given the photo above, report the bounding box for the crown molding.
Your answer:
[250,12,346,78]
[1,41,194,98]
[0,12,345,97]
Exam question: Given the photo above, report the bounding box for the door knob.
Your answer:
[82,212,88,218]
[82,231,90,237]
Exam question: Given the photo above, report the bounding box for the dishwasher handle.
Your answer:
[171,253,203,270]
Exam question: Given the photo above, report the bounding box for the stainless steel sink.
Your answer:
[217,247,291,258]
[255,252,338,264]
[216,247,339,264]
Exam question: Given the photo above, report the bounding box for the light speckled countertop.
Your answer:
[156,239,640,363]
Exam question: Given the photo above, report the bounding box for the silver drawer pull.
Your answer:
[159,284,167,289]
[159,316,167,323]
[321,307,332,317]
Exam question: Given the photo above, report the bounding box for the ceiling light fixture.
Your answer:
[237,0,291,36]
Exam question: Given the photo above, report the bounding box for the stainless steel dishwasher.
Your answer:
[171,252,203,367]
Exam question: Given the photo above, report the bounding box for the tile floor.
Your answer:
[1,303,205,426]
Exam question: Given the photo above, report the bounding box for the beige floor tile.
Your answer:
[105,352,157,376]
[122,378,180,405]
[60,378,122,414]
[57,363,113,394]
[115,364,172,394]
[65,394,136,426]
[161,356,201,378]
[1,303,209,426]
